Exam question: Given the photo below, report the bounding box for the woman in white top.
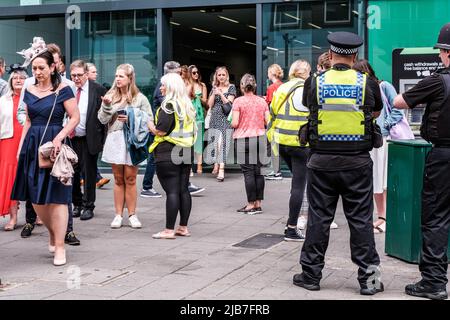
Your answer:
[98,64,153,229]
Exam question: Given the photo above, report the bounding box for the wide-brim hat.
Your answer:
[17,37,48,67]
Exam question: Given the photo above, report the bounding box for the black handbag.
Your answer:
[221,101,232,116]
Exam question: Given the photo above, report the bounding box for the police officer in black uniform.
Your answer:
[293,32,384,295]
[394,22,450,300]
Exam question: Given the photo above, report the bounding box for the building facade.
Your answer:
[1,0,366,98]
[1,0,448,122]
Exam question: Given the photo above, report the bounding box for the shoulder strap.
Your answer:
[39,90,60,147]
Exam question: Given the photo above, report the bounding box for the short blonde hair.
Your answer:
[268,64,283,80]
[288,59,311,80]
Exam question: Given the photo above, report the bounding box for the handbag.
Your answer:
[38,91,59,168]
[204,108,212,129]
[380,82,415,140]
[221,101,232,116]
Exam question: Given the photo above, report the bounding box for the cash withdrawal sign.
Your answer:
[392,48,444,128]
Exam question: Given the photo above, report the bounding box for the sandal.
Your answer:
[217,168,225,182]
[212,164,219,176]
[152,231,176,239]
[175,228,191,237]
[374,217,386,233]
[4,222,17,231]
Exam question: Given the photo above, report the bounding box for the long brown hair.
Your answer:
[107,64,140,105]
[353,59,379,82]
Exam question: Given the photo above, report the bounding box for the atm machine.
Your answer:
[392,48,444,134]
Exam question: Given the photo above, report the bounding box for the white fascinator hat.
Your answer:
[17,37,48,67]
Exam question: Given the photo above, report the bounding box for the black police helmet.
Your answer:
[434,22,450,50]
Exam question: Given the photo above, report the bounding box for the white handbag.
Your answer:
[204,108,212,129]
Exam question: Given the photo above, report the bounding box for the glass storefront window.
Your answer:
[0,16,65,68]
[262,0,364,92]
[70,9,157,99]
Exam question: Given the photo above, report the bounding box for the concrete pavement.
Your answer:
[0,171,447,300]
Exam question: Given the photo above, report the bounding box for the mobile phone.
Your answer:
[117,109,127,116]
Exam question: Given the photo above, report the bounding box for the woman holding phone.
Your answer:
[98,64,153,229]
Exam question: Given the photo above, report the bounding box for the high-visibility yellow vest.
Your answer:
[267,79,309,147]
[149,101,196,153]
[309,68,373,152]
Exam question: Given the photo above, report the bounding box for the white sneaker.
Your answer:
[110,215,123,229]
[330,221,339,229]
[128,215,142,229]
[297,215,308,230]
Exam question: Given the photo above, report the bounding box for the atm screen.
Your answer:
[401,82,425,126]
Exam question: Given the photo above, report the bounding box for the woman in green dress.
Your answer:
[188,65,207,174]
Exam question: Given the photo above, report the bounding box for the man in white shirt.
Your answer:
[69,60,107,221]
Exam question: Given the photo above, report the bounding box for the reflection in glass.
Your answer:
[262,0,363,92]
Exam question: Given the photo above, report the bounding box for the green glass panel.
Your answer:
[368,0,450,83]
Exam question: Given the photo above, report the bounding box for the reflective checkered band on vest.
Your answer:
[355,72,364,106]
[318,74,326,104]
[330,44,358,55]
[320,134,364,141]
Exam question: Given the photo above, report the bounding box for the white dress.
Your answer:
[101,130,133,166]
[98,92,153,166]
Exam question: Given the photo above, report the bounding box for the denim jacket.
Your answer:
[376,81,405,137]
[123,107,150,165]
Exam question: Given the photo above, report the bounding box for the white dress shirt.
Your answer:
[74,80,89,137]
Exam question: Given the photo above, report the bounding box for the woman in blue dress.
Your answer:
[12,50,79,266]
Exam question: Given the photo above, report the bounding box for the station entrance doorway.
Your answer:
[168,6,256,92]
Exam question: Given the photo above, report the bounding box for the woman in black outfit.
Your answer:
[149,73,197,239]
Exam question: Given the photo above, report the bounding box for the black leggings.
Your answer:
[235,137,265,202]
[156,162,192,229]
[279,145,309,226]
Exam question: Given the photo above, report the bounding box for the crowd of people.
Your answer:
[0,22,449,300]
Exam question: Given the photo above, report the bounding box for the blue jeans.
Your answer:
[142,135,156,190]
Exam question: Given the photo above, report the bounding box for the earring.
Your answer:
[51,72,55,75]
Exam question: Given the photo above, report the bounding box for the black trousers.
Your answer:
[156,162,192,229]
[25,199,73,233]
[71,136,98,211]
[235,137,265,202]
[420,147,450,289]
[279,145,309,226]
[300,163,380,286]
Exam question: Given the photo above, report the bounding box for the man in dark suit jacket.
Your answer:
[69,60,107,220]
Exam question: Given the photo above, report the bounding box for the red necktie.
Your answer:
[76,88,82,105]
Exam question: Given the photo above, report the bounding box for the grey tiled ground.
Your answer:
[0,171,447,300]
